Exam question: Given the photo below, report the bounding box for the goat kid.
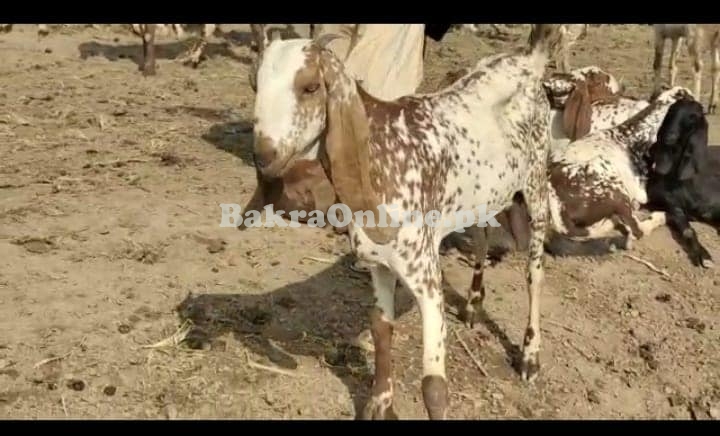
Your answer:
[461,66,646,257]
[251,25,562,419]
[646,98,717,267]
[541,67,676,150]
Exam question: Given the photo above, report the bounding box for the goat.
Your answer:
[250,24,562,419]
[652,24,720,113]
[542,87,693,254]
[645,98,717,268]
[130,24,230,76]
[542,66,655,148]
[238,156,345,233]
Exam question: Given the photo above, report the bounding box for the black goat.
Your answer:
[645,98,718,268]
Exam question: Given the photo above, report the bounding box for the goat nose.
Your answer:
[253,135,278,169]
[254,150,277,169]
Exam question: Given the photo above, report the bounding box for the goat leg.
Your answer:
[508,195,531,251]
[709,34,720,114]
[667,208,713,268]
[140,24,157,76]
[462,226,488,329]
[362,264,398,420]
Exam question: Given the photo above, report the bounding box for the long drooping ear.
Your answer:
[562,81,593,141]
[678,118,709,180]
[585,73,620,104]
[649,141,675,176]
[656,103,684,145]
[317,48,397,244]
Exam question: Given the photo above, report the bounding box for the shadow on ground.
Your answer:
[77,29,259,69]
[175,252,530,417]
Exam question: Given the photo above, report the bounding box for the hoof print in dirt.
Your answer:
[192,235,227,254]
[586,389,601,404]
[638,343,660,370]
[685,317,706,334]
[122,240,165,264]
[12,236,56,254]
[655,293,672,303]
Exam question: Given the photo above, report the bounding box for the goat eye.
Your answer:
[304,83,320,94]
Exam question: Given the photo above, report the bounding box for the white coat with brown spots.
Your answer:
[542,66,651,149]
[546,86,694,250]
[251,25,562,420]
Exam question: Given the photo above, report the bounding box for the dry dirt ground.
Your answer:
[0,24,719,420]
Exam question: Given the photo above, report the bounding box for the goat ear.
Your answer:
[678,125,709,180]
[562,82,593,141]
[651,145,674,176]
[318,50,396,244]
[678,149,697,180]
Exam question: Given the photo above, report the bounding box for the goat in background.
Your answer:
[652,24,720,114]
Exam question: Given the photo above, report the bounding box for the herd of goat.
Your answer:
[2,23,720,419]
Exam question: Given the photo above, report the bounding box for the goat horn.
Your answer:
[314,33,343,49]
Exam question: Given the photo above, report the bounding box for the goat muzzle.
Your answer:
[253,134,278,168]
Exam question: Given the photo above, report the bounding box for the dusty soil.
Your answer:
[0,24,719,420]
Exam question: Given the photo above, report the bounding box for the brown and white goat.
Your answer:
[652,24,720,113]
[544,86,693,252]
[250,25,562,419]
[542,66,655,147]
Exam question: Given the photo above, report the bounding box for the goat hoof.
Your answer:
[691,246,713,268]
[520,352,540,382]
[462,306,479,329]
[360,399,398,420]
[462,292,484,328]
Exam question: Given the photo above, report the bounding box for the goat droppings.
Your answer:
[67,379,85,391]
